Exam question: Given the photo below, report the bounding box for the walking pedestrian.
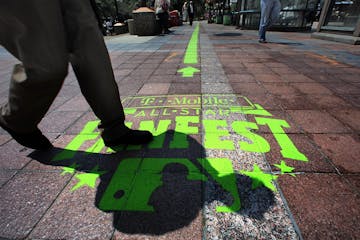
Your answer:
[258,0,281,43]
[182,1,188,22]
[0,0,153,150]
[155,0,171,34]
[105,18,114,35]
[187,1,194,26]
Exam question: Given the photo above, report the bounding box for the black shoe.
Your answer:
[0,121,52,150]
[258,39,267,43]
[103,129,153,147]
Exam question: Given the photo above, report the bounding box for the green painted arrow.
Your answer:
[178,23,200,77]
[177,66,200,77]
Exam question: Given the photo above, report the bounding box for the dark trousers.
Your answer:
[189,13,194,26]
[157,12,169,33]
[0,0,127,140]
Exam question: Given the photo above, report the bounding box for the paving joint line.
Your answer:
[25,172,77,239]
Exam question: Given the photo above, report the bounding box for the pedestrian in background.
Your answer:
[182,1,188,22]
[155,0,171,34]
[258,0,281,43]
[105,18,114,35]
[187,1,194,26]
[0,0,153,150]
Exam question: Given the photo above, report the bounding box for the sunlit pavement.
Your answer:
[0,21,359,239]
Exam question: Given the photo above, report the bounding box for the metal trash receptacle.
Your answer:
[223,14,231,25]
[127,19,136,35]
[133,7,158,36]
[216,15,223,24]
[114,23,128,34]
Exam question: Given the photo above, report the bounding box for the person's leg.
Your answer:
[159,12,167,33]
[61,0,152,146]
[0,0,69,149]
[270,0,281,27]
[183,11,187,22]
[156,13,162,34]
[259,0,273,41]
[163,12,170,33]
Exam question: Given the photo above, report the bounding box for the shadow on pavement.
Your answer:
[214,32,243,37]
[29,130,274,235]
[272,42,303,45]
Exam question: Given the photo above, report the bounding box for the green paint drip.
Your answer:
[184,23,200,64]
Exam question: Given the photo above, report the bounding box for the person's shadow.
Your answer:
[29,130,275,235]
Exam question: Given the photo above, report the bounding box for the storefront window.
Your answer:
[240,0,319,29]
[244,0,260,10]
[282,0,308,9]
[323,0,360,31]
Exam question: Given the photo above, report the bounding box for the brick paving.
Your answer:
[0,22,359,239]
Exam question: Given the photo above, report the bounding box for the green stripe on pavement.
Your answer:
[184,23,200,64]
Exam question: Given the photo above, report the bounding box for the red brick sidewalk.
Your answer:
[0,22,359,239]
[209,23,360,239]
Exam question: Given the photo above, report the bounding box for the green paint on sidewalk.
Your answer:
[177,66,200,77]
[178,23,200,77]
[184,23,199,64]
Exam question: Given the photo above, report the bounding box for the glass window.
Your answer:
[241,0,317,28]
[244,0,260,10]
[244,0,313,10]
[281,0,308,9]
[323,0,360,31]
[277,11,306,26]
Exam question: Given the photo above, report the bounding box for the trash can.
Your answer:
[216,15,223,24]
[223,14,231,25]
[113,23,128,34]
[127,19,136,35]
[133,7,158,36]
